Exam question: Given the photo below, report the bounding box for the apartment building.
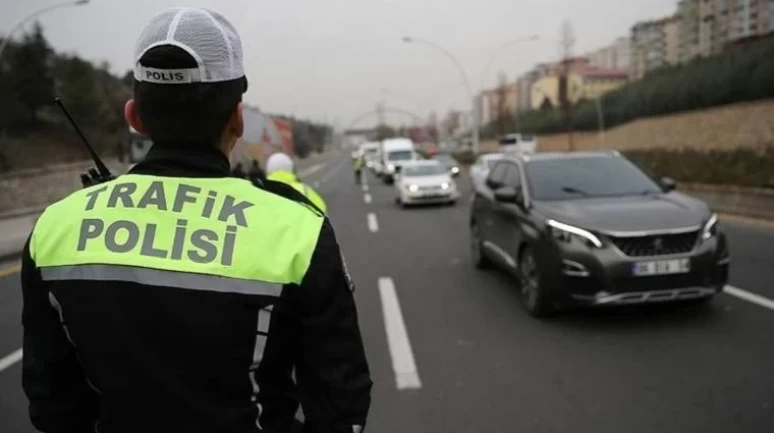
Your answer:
[630,16,681,80]
[587,37,632,70]
[679,0,774,63]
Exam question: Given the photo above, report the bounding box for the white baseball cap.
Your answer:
[133,8,245,85]
[266,153,295,175]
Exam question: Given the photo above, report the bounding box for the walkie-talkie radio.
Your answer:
[54,97,115,187]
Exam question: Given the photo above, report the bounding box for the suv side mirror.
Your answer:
[486,178,501,190]
[661,176,676,192]
[494,186,517,203]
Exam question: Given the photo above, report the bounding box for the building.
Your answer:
[630,16,681,80]
[587,37,632,71]
[530,61,629,109]
[679,0,774,64]
[515,64,551,113]
[480,82,519,125]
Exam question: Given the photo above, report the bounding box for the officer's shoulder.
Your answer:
[251,178,324,218]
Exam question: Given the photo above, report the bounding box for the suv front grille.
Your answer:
[610,231,699,257]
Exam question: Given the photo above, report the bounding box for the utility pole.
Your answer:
[559,20,576,151]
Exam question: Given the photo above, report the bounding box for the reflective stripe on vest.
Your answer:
[30,174,324,290]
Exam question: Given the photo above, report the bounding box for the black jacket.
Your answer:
[21,144,372,433]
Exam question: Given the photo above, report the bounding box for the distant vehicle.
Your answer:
[381,138,418,184]
[498,133,537,155]
[394,160,458,207]
[469,151,729,317]
[359,142,381,169]
[469,153,505,191]
[431,153,461,177]
[129,126,153,164]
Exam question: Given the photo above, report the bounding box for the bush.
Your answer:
[491,37,774,136]
[624,148,774,188]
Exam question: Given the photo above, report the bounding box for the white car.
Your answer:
[394,160,459,207]
[469,153,505,192]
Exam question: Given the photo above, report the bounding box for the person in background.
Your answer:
[266,152,327,214]
[353,154,365,185]
[232,162,246,178]
[248,159,266,183]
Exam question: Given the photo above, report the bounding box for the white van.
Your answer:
[380,138,417,184]
[498,133,537,155]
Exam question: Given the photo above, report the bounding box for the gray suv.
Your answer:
[469,151,730,317]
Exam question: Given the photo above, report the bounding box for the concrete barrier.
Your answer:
[0,159,129,218]
[679,183,774,220]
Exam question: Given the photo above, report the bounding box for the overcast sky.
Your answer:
[1,0,676,128]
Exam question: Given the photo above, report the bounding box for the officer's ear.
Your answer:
[228,102,244,138]
[124,100,147,135]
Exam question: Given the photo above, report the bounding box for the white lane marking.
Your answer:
[367,213,379,233]
[0,348,22,373]
[362,183,369,192]
[364,193,372,204]
[725,285,774,311]
[298,163,325,177]
[378,277,421,390]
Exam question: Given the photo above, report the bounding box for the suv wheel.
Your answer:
[518,246,554,317]
[470,222,491,269]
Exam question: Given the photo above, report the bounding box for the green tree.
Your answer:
[53,55,100,126]
[9,22,54,124]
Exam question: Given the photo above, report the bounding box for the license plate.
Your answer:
[632,259,690,276]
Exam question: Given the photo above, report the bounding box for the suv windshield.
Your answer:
[388,150,413,161]
[525,156,662,200]
[402,164,447,177]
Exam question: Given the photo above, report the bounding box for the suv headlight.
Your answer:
[547,219,603,248]
[702,213,718,240]
[387,164,396,172]
[407,184,419,192]
[441,182,450,190]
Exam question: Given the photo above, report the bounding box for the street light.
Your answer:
[480,35,540,90]
[403,34,539,155]
[0,0,90,65]
[402,36,479,154]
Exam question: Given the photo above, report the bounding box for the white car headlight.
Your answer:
[547,219,603,248]
[441,182,450,190]
[451,167,460,174]
[408,184,419,192]
[387,164,396,172]
[702,213,718,240]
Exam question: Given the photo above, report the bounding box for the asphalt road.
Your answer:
[1,152,774,432]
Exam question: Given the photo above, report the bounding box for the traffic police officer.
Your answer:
[21,8,371,433]
[266,152,328,214]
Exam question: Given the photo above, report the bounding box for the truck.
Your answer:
[498,133,537,155]
[380,138,418,184]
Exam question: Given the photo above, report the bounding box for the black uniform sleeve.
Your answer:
[20,237,100,433]
[291,219,372,433]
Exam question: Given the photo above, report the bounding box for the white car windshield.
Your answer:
[402,164,447,177]
[388,150,413,161]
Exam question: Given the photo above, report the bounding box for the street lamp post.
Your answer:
[402,36,479,154]
[0,0,90,65]
[404,35,539,155]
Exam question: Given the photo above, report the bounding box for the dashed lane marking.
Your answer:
[367,213,379,233]
[364,194,372,204]
[0,349,22,373]
[378,277,421,390]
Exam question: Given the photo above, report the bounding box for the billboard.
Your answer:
[272,118,294,156]
[231,108,294,168]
